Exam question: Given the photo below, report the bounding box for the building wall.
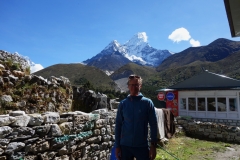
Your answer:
[178,90,240,119]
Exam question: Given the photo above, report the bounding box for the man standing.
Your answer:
[115,75,158,160]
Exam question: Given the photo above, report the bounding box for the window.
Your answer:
[217,97,226,112]
[178,92,239,119]
[188,98,196,111]
[207,97,215,111]
[229,98,237,111]
[197,98,205,111]
[180,98,186,110]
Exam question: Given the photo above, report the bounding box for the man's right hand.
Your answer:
[115,147,121,160]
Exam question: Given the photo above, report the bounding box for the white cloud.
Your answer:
[168,27,191,42]
[189,38,201,47]
[30,64,44,73]
[138,32,148,42]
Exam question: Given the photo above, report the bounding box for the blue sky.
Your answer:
[1,0,240,73]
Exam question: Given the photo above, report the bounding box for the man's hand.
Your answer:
[149,145,156,160]
[115,147,121,160]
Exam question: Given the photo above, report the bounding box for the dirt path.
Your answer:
[213,144,240,160]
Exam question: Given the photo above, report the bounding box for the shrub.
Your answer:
[11,63,20,70]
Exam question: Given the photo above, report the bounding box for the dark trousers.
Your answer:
[121,145,150,160]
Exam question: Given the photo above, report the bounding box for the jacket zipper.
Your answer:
[132,96,135,146]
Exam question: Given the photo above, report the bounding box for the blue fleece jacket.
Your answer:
[115,93,158,148]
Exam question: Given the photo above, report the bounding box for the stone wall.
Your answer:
[0,49,74,114]
[176,116,240,143]
[0,109,116,160]
[193,118,240,126]
[1,50,117,115]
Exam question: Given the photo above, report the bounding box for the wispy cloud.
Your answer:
[168,27,201,47]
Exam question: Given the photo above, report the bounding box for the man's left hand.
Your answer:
[149,145,156,160]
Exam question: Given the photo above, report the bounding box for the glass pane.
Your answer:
[217,97,226,112]
[207,98,216,111]
[180,98,186,110]
[197,98,205,111]
[188,98,196,111]
[229,98,237,111]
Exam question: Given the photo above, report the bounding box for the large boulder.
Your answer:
[72,87,110,113]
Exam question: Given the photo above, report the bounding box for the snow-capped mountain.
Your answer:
[83,32,173,72]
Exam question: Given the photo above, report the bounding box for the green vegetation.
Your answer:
[0,100,7,114]
[74,77,89,85]
[11,62,20,70]
[25,66,31,75]
[156,134,233,160]
[111,62,157,81]
[98,89,128,101]
[4,58,13,69]
[34,63,118,91]
[1,58,24,71]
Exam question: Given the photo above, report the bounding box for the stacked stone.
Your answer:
[72,87,120,113]
[0,50,74,114]
[0,74,73,114]
[176,116,240,143]
[194,118,240,127]
[0,50,29,71]
[0,109,116,160]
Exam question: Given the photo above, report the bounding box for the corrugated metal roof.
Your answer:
[166,70,240,90]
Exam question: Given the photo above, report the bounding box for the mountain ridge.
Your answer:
[156,38,240,72]
[34,63,120,91]
[83,32,173,72]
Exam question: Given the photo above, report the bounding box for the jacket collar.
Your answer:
[127,92,143,100]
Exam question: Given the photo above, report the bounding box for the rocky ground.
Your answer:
[114,77,128,92]
[214,144,240,160]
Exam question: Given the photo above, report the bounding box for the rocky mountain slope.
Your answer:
[86,50,131,72]
[110,62,157,80]
[156,38,240,71]
[34,63,120,91]
[83,32,173,72]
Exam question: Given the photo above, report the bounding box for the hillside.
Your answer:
[34,63,119,91]
[108,62,157,92]
[140,50,240,102]
[156,38,240,72]
[156,50,240,85]
[110,62,157,80]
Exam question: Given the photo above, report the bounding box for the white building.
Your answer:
[157,70,240,120]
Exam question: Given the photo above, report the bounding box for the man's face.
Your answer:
[128,78,142,96]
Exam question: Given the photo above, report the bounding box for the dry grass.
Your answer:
[156,134,232,160]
